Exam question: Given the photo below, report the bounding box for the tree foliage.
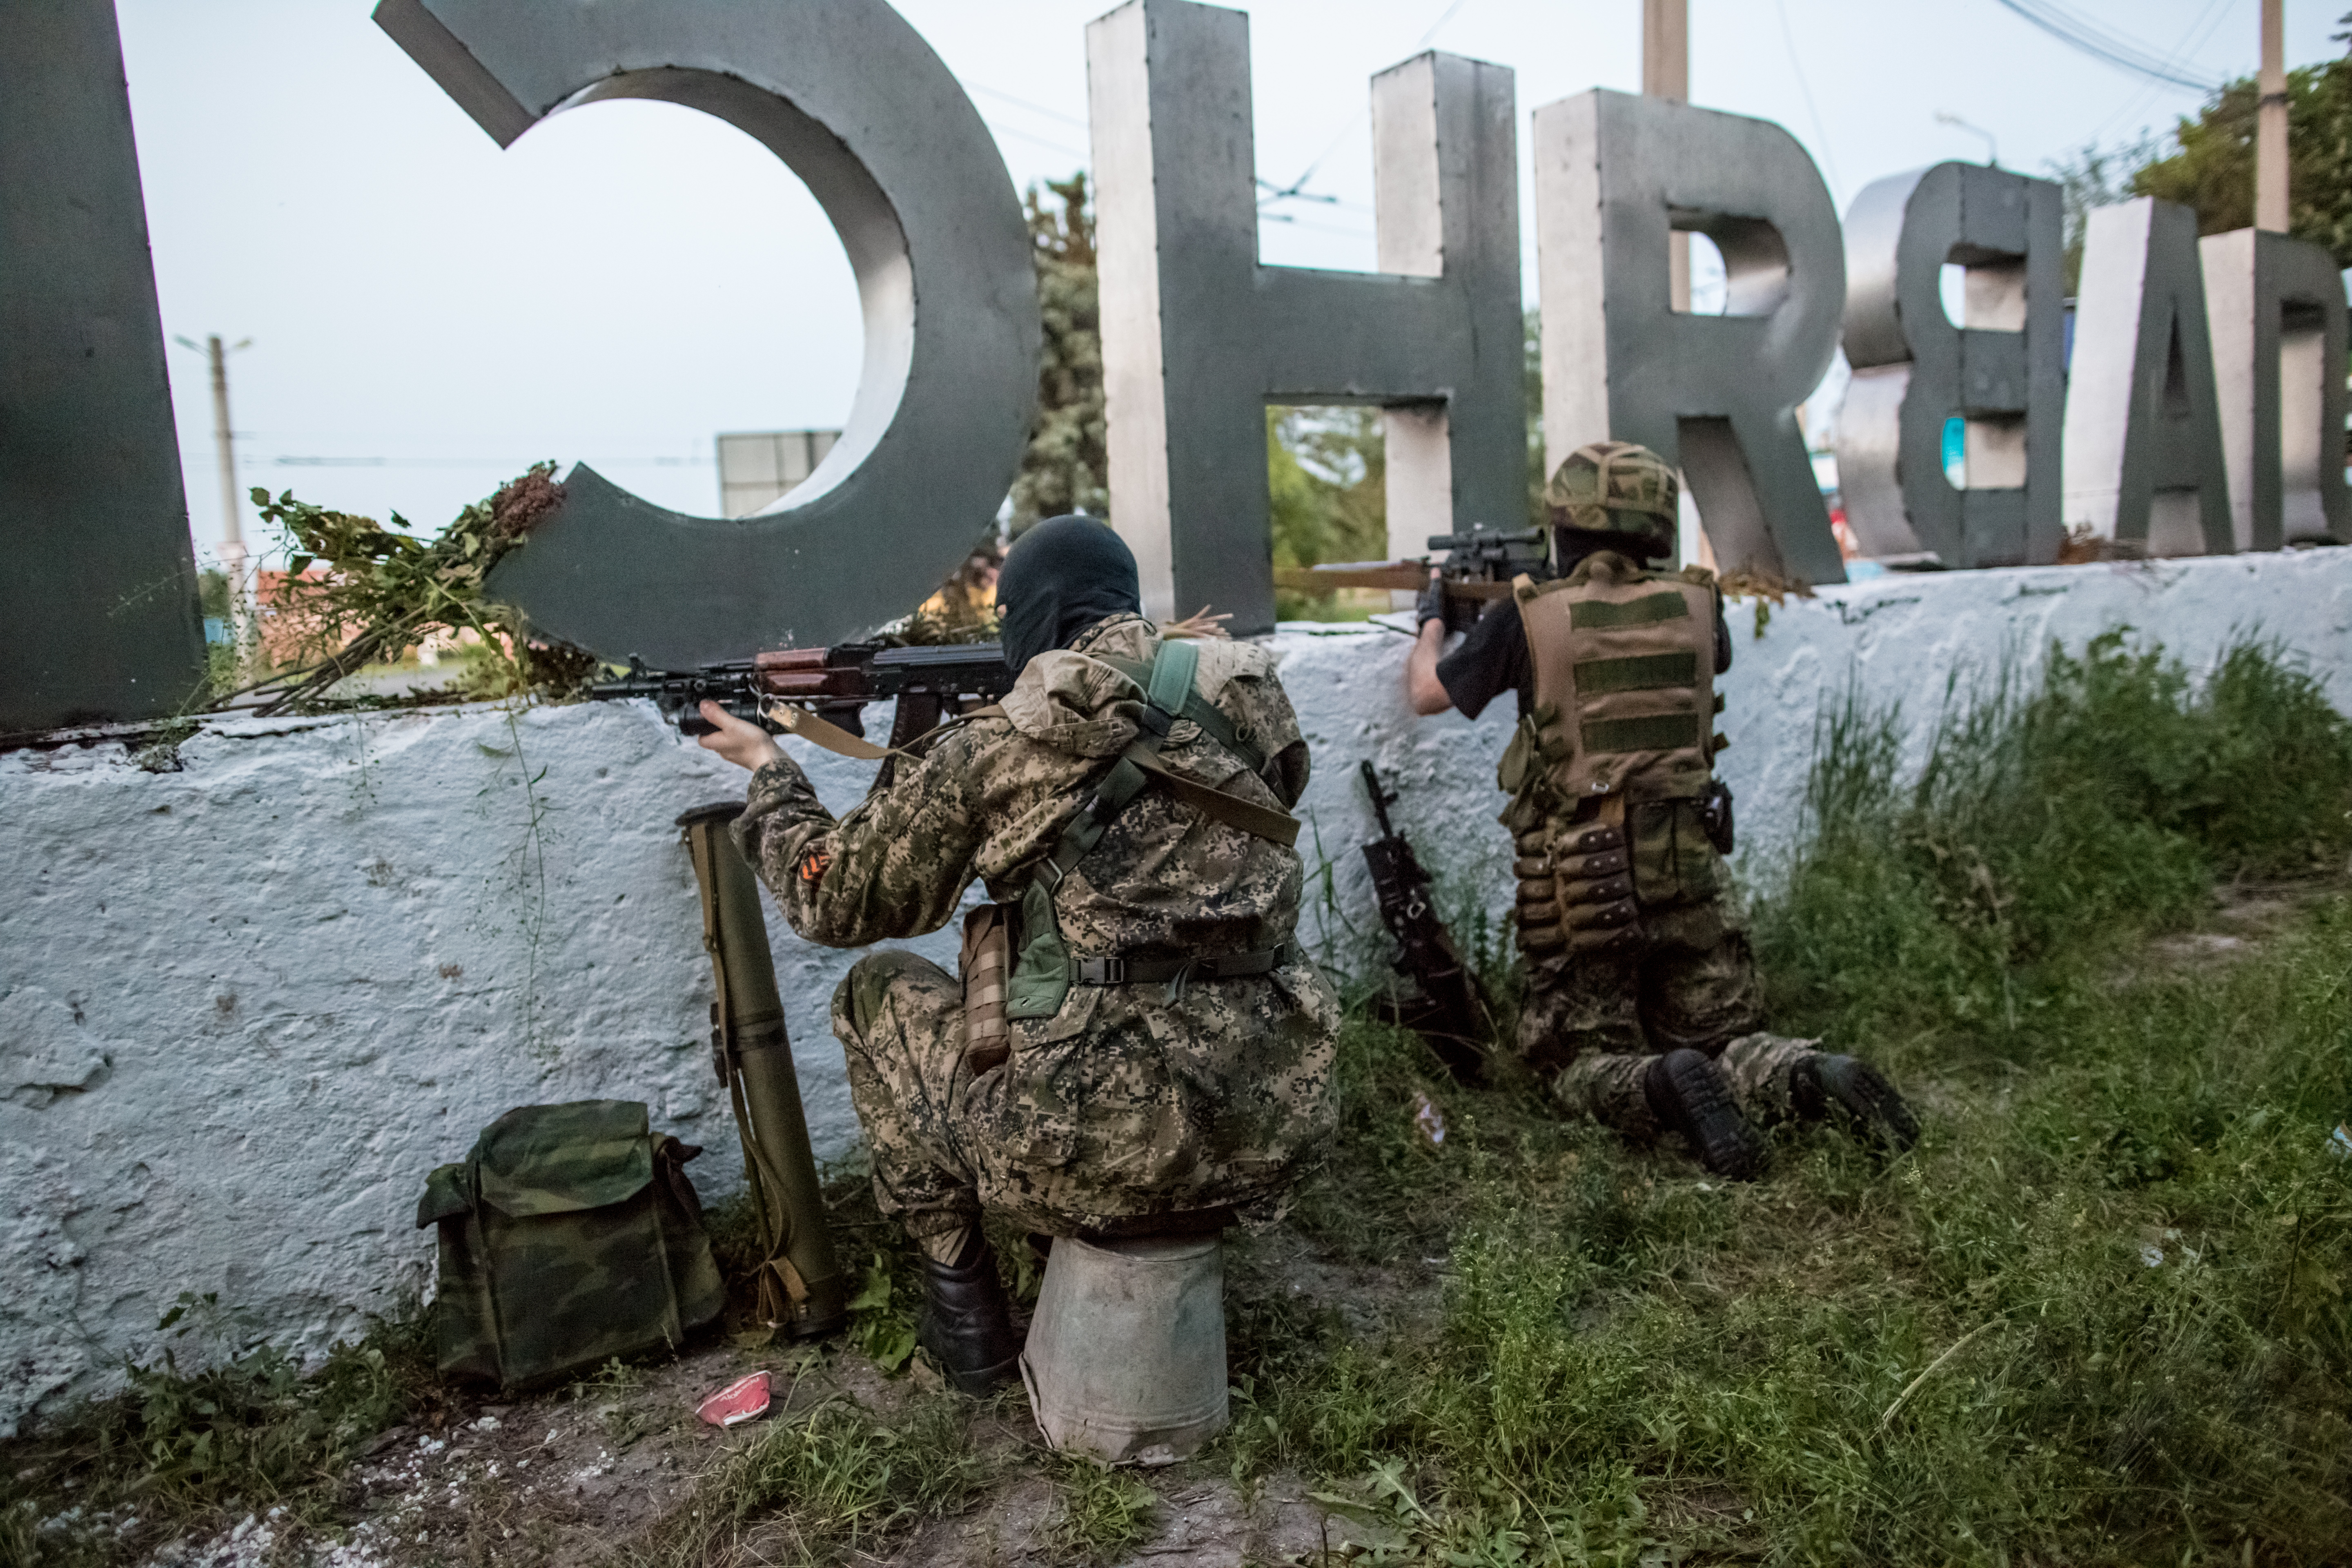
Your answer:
[1009,174,1107,530]
[2132,22,2352,267]
[1269,407,1388,619]
[2042,16,2352,285]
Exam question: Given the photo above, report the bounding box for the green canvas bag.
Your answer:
[415,1099,726,1388]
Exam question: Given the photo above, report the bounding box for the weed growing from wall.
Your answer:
[469,707,560,1062]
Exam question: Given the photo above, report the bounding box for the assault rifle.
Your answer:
[590,642,1013,752]
[1272,523,1552,633]
[1359,761,1493,1084]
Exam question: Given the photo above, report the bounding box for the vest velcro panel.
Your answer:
[1515,554,1716,801]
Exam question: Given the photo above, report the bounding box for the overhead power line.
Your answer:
[1987,0,2221,92]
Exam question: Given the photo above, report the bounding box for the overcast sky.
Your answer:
[114,0,2344,559]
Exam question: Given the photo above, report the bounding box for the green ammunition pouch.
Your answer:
[416,1100,725,1388]
[997,638,1300,1023]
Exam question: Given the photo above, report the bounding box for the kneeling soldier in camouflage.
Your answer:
[1403,441,1917,1178]
[697,516,1340,1393]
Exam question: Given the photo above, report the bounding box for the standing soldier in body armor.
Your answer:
[696,517,1340,1394]
[1403,442,1916,1178]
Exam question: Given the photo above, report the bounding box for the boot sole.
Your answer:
[1819,1057,1921,1153]
[1654,1050,1764,1180]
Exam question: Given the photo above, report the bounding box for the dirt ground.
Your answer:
[116,870,2349,1568]
[129,1234,1423,1568]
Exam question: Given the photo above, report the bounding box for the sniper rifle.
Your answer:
[1272,522,1553,634]
[1359,760,1493,1084]
[590,641,1013,756]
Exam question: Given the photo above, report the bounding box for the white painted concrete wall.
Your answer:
[5,548,2348,1429]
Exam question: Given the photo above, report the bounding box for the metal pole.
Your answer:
[1644,0,1690,311]
[2257,0,2289,233]
[204,333,254,655]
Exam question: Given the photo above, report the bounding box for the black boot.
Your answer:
[1791,1054,1920,1153]
[1644,1048,1765,1180]
[916,1233,1024,1396]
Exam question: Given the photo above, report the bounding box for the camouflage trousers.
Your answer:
[1551,1029,1822,1139]
[831,948,1339,1252]
[1517,899,1815,1137]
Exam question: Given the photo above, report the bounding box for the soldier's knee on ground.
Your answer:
[1550,1052,1663,1139]
[835,949,956,1044]
[1714,1031,1821,1123]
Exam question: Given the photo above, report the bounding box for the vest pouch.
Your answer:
[1496,719,1535,798]
[1004,878,1074,1021]
[960,902,1016,1073]
[1628,798,1725,911]
[416,1100,725,1390]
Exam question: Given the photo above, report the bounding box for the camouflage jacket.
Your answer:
[733,616,1340,1218]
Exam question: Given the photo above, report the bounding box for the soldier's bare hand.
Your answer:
[1162,605,1233,640]
[697,700,784,773]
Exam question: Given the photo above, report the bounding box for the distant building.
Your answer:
[716,429,840,518]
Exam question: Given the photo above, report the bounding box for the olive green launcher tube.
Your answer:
[677,803,847,1339]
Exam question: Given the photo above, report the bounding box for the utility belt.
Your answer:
[959,637,1301,1076]
[1512,781,1734,961]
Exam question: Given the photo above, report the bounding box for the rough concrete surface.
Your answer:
[4,548,2348,1429]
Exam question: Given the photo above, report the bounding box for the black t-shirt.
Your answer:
[1433,559,1733,722]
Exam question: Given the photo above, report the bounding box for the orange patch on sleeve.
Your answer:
[798,849,832,883]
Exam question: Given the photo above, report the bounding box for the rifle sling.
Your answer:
[1128,748,1299,847]
[769,703,895,762]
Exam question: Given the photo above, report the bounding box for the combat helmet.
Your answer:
[1544,441,1678,559]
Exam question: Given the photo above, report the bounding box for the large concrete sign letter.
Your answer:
[2,0,207,731]
[1533,90,1846,586]
[1837,163,2065,568]
[2061,198,2232,556]
[2200,228,2348,550]
[374,0,1040,667]
[1088,0,1524,633]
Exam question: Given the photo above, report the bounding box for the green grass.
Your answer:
[628,1392,996,1568]
[8,632,2349,1567]
[1757,630,2352,1049]
[0,1298,447,1568]
[1231,633,2352,1564]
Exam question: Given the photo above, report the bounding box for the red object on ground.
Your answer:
[695,1370,773,1428]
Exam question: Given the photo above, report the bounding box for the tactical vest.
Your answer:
[1510,552,1719,804]
[1503,554,1722,960]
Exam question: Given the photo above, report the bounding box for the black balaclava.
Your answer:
[996,514,1142,676]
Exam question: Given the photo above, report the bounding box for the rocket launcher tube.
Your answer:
[677,803,848,1340]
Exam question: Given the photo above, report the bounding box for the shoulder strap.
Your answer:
[1099,650,1267,774]
[1035,641,1295,891]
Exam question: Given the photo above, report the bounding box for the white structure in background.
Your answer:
[10,548,2352,1431]
[715,429,840,518]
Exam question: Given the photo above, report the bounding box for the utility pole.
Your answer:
[1644,0,1690,310]
[175,332,254,657]
[2256,0,2289,232]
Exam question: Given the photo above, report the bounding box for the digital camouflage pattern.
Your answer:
[1544,440,1679,544]
[416,1100,724,1388]
[1549,1031,1824,1140]
[733,615,1340,1241]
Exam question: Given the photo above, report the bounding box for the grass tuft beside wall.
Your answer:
[1236,632,2352,1564]
[1758,630,2352,1050]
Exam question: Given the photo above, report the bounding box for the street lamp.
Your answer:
[1933,110,1999,168]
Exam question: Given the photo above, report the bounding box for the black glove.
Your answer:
[1415,574,1449,631]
